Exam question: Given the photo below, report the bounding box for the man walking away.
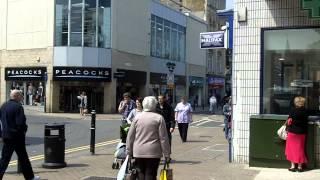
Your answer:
[0,90,40,180]
[156,95,175,146]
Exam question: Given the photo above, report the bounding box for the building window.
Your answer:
[262,28,320,115]
[150,14,186,62]
[54,0,111,48]
[98,0,111,48]
[84,0,97,47]
[55,0,69,46]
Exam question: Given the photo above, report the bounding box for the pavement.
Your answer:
[3,107,319,180]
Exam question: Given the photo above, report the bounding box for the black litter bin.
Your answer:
[42,123,67,168]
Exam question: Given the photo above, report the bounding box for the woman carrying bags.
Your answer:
[285,96,309,172]
[126,96,171,180]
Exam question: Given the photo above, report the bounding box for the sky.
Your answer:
[226,0,233,9]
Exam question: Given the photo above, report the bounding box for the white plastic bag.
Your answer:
[277,125,287,140]
[117,155,129,180]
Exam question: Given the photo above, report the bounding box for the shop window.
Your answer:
[262,28,320,115]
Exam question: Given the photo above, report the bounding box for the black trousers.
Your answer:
[0,135,34,180]
[178,123,189,142]
[166,127,172,146]
[135,158,160,180]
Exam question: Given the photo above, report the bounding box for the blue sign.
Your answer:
[200,31,225,49]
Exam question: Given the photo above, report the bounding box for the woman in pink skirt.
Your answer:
[285,96,308,172]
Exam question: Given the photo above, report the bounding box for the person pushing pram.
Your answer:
[113,95,142,169]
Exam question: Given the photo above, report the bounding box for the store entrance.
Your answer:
[59,86,104,113]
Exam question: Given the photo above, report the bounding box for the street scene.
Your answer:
[1,0,320,180]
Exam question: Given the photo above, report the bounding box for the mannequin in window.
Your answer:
[27,83,34,105]
[37,82,44,103]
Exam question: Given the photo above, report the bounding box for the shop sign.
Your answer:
[200,31,225,49]
[5,67,47,81]
[150,73,186,86]
[208,77,225,89]
[150,73,167,85]
[53,67,111,82]
[189,76,204,87]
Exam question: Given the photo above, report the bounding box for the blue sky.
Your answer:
[226,0,233,9]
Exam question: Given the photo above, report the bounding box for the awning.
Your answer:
[302,0,320,18]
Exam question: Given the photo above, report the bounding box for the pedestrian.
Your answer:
[77,91,87,116]
[118,92,136,121]
[222,97,232,139]
[0,90,40,180]
[209,94,217,114]
[126,97,143,124]
[27,83,34,106]
[126,96,171,180]
[156,94,175,146]
[286,96,309,172]
[194,95,199,107]
[174,96,193,142]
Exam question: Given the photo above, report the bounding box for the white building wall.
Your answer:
[5,0,54,50]
[233,0,320,163]
[186,16,207,66]
[111,0,150,56]
[0,0,8,50]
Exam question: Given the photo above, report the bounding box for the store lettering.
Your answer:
[55,69,110,77]
[9,69,42,75]
[201,37,222,43]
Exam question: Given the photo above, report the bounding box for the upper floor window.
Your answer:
[151,14,186,62]
[55,0,111,48]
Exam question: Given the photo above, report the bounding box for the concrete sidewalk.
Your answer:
[4,113,320,180]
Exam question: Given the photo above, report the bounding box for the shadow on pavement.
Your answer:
[169,160,201,165]
[26,136,44,146]
[186,140,209,143]
[65,163,89,168]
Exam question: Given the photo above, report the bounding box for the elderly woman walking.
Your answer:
[126,96,171,180]
[174,96,193,142]
[286,96,309,172]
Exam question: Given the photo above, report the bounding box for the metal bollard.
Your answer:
[90,110,96,155]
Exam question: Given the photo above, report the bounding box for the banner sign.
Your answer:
[5,67,47,81]
[53,67,111,82]
[200,31,225,49]
[208,77,225,89]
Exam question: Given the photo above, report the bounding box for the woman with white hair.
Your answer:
[126,96,170,180]
[286,96,309,172]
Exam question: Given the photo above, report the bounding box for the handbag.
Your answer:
[125,157,137,180]
[160,161,173,180]
[277,125,287,140]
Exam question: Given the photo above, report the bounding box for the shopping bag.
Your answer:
[117,155,129,180]
[125,157,137,180]
[277,125,287,140]
[160,161,173,180]
[159,169,167,180]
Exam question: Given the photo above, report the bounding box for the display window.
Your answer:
[262,28,320,115]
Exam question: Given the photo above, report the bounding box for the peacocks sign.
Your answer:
[302,0,320,18]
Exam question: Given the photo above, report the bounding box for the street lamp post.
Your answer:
[166,62,176,104]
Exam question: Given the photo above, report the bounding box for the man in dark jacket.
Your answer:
[0,90,39,180]
[156,95,175,145]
